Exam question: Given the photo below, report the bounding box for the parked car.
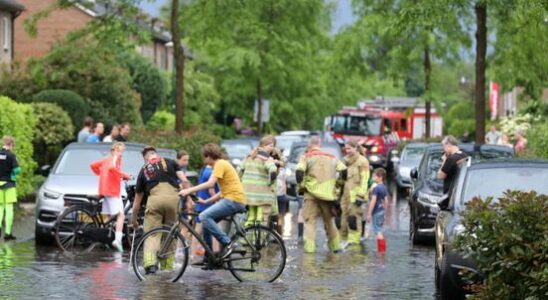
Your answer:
[275,135,306,159]
[394,143,427,193]
[221,139,254,167]
[35,143,177,244]
[435,159,548,298]
[409,144,514,244]
[280,130,310,138]
[285,141,343,199]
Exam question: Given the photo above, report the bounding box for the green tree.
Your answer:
[31,102,74,166]
[32,89,89,132]
[0,96,36,197]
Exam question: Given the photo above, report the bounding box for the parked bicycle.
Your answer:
[131,195,287,283]
[54,183,144,253]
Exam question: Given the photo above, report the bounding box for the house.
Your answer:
[13,0,173,71]
[0,0,24,67]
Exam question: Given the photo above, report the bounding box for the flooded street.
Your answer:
[1,186,436,299]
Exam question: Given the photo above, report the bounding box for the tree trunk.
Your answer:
[475,3,487,144]
[171,0,184,134]
[424,43,431,139]
[257,78,263,134]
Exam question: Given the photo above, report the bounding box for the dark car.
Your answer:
[409,144,514,244]
[221,139,254,167]
[35,143,177,244]
[435,160,548,298]
[285,141,343,199]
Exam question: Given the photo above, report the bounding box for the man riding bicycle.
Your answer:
[131,146,192,274]
[179,143,246,260]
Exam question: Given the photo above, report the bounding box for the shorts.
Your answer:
[277,195,289,216]
[372,211,385,235]
[0,187,17,204]
[102,196,123,215]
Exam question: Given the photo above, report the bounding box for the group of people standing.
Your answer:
[77,117,131,143]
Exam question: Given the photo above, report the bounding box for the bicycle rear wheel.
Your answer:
[227,225,286,283]
[55,206,99,253]
[132,226,189,282]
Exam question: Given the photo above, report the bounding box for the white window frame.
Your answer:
[3,17,9,51]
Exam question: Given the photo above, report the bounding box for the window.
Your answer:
[401,119,408,131]
[3,17,9,51]
[383,118,392,134]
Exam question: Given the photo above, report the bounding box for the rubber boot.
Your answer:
[297,223,304,241]
[377,236,386,252]
[361,221,366,237]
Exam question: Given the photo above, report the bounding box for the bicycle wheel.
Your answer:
[132,226,189,282]
[227,225,286,283]
[55,206,99,253]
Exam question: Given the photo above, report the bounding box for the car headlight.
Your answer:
[285,168,292,177]
[43,189,61,200]
[371,146,379,153]
[399,167,411,177]
[232,158,241,166]
[417,191,442,207]
[369,155,380,163]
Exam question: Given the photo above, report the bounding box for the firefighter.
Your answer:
[296,136,347,253]
[340,140,370,248]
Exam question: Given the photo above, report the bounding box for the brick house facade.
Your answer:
[13,0,173,71]
[0,0,24,67]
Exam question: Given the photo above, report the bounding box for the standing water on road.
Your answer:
[0,191,436,299]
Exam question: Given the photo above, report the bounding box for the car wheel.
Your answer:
[35,225,53,245]
[439,254,463,300]
[410,212,421,245]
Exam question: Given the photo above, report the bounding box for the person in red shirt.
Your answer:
[90,142,131,252]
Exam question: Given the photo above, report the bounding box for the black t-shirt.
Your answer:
[114,135,127,142]
[0,148,19,189]
[441,151,467,194]
[136,157,180,195]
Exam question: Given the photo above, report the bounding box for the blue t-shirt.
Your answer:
[86,134,100,143]
[372,183,388,214]
[196,166,220,212]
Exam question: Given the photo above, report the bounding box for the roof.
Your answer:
[65,142,176,156]
[469,159,548,169]
[0,0,24,12]
[404,142,429,149]
[425,143,514,153]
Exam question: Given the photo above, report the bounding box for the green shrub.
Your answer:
[454,191,548,299]
[32,89,89,130]
[31,102,74,166]
[146,110,175,130]
[122,53,167,123]
[130,129,221,171]
[0,96,37,197]
[525,121,548,159]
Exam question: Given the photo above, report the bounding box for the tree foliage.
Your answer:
[32,89,89,131]
[0,97,36,197]
[31,102,74,166]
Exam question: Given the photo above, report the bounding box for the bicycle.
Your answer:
[54,183,144,253]
[131,196,287,283]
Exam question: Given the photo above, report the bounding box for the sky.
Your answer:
[138,0,356,33]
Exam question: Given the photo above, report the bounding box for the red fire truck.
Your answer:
[325,97,442,167]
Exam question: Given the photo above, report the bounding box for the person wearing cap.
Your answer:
[131,146,192,275]
[0,136,20,240]
[90,142,131,251]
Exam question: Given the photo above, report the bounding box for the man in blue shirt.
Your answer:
[86,122,104,143]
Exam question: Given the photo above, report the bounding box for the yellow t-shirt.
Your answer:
[212,159,246,204]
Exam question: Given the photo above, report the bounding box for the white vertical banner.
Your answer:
[253,99,270,123]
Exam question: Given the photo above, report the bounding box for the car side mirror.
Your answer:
[437,194,450,211]
[40,165,51,177]
[410,168,418,180]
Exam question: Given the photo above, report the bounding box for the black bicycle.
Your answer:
[54,183,143,253]
[132,197,286,283]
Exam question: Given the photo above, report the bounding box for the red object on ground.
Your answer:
[377,236,386,252]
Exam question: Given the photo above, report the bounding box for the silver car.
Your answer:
[394,143,427,192]
[35,143,176,244]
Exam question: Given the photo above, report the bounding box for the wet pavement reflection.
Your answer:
[0,186,436,299]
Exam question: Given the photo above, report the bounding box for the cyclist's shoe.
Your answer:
[145,265,158,275]
[220,241,237,259]
[112,240,124,252]
[4,234,16,241]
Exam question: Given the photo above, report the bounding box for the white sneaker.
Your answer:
[112,240,124,252]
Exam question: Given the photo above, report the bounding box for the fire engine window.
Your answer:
[394,119,400,131]
[401,119,408,131]
[383,119,391,134]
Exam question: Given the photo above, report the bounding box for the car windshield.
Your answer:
[54,149,146,176]
[331,115,382,136]
[402,147,425,164]
[462,167,548,204]
[222,143,252,158]
[276,136,302,152]
[288,145,342,163]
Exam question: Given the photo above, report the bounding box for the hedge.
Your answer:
[0,96,37,197]
[32,89,89,131]
[31,102,74,166]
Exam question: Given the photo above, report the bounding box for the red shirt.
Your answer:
[90,155,130,197]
